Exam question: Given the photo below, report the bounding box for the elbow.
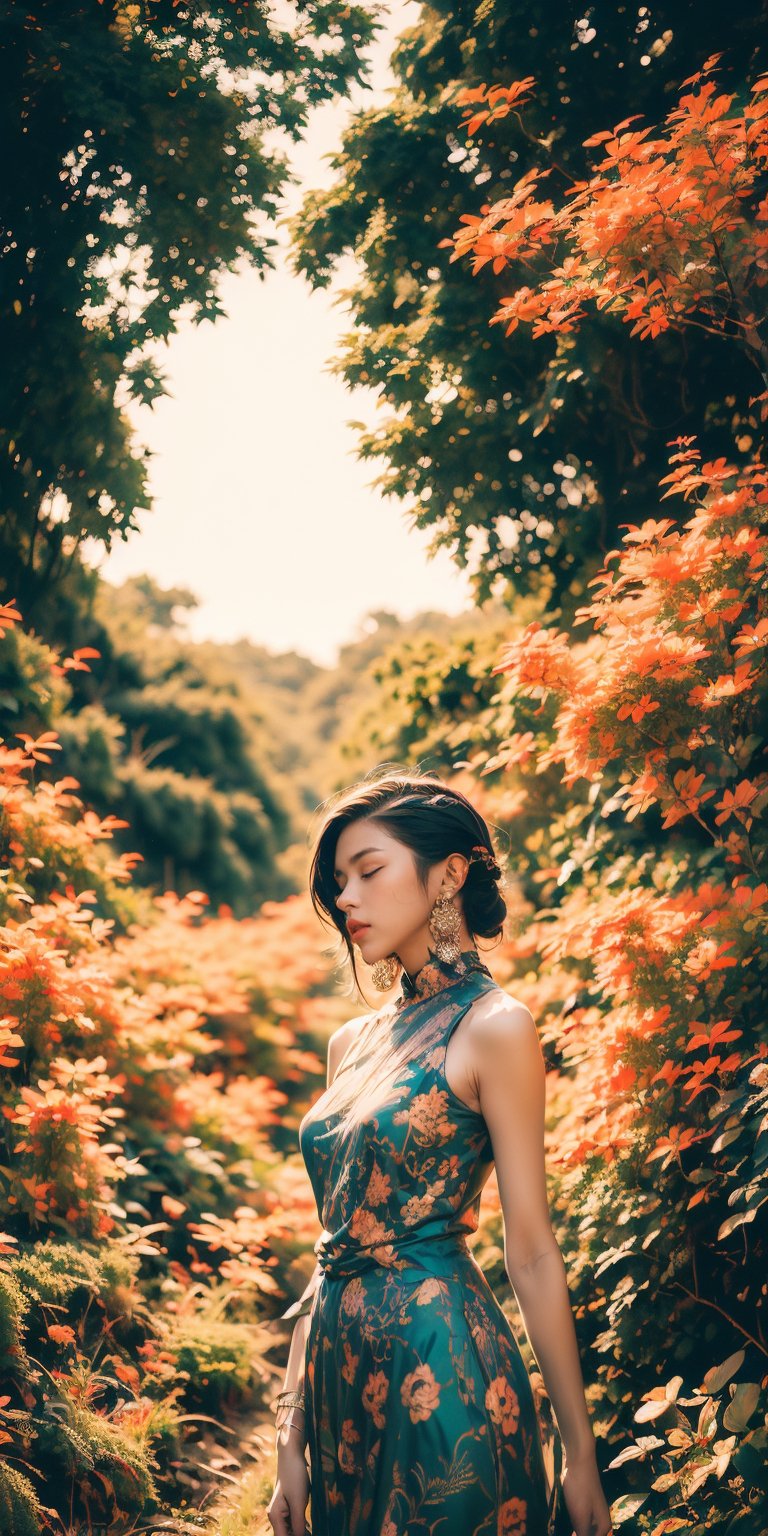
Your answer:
[505,1231,560,1284]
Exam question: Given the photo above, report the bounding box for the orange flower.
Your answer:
[400,1363,441,1423]
[361,1369,389,1429]
[713,780,760,825]
[46,1324,77,1347]
[485,1374,520,1436]
[499,1495,528,1534]
[337,1417,361,1476]
[407,1084,455,1145]
[616,693,661,723]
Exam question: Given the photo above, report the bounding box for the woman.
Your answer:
[268,768,612,1536]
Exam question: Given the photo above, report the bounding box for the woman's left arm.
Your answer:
[472,991,613,1536]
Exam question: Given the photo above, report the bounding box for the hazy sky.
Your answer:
[94,2,474,668]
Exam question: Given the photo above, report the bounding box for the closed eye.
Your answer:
[337,867,381,895]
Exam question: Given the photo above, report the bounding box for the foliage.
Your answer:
[310,45,768,1535]
[0,0,379,620]
[0,1462,43,1536]
[0,574,299,915]
[0,570,519,909]
[320,601,518,785]
[407,52,768,1535]
[449,57,768,386]
[493,443,768,1534]
[349,439,768,1531]
[3,13,768,1533]
[0,598,353,1531]
[289,2,767,613]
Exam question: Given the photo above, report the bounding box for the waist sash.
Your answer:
[314,1225,472,1282]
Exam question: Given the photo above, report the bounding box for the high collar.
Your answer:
[396,945,492,1007]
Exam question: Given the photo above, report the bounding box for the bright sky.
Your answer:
[94,1,474,668]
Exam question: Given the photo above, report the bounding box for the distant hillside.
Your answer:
[199,601,515,809]
[2,571,515,911]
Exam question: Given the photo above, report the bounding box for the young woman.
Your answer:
[268,768,612,1536]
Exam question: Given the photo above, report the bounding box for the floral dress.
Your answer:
[295,947,559,1536]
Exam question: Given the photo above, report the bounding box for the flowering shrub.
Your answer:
[0,598,347,1532]
[446,55,768,1533]
[490,449,767,1533]
[449,56,768,391]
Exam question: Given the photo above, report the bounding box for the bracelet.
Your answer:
[274,1387,306,1432]
[276,1402,307,1445]
[276,1405,305,1429]
[277,1419,306,1440]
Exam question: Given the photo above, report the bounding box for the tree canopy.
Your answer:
[0,0,379,621]
[288,1,767,617]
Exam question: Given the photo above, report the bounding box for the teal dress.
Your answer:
[295,947,561,1536]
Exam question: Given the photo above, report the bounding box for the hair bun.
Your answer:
[468,843,502,879]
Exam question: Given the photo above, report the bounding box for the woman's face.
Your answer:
[333,819,449,964]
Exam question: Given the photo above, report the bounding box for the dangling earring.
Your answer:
[371,954,401,990]
[428,887,461,963]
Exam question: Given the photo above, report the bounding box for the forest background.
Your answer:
[1,3,767,1535]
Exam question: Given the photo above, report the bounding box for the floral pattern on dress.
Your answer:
[298,950,556,1535]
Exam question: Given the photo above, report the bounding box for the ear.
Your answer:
[444,852,470,890]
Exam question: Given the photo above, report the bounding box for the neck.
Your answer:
[396,923,475,986]
[401,943,477,988]
[397,943,489,1007]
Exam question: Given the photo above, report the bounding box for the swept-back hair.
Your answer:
[305,765,508,1138]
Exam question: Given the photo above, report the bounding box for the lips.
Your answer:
[348,922,370,939]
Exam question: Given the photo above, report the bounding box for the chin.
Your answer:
[356,935,385,958]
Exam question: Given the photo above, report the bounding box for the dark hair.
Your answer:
[308,764,508,998]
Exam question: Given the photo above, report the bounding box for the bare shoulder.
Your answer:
[332,1011,373,1052]
[466,987,543,1078]
[327,1011,374,1085]
[441,988,541,1113]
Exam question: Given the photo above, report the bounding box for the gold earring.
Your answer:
[428,887,461,963]
[371,954,401,990]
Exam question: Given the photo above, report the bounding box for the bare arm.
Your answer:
[472,992,599,1467]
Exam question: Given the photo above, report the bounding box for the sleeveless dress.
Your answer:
[294,947,559,1536]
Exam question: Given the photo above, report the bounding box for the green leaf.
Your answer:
[702,1349,745,1395]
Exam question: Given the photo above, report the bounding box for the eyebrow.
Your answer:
[333,847,384,880]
